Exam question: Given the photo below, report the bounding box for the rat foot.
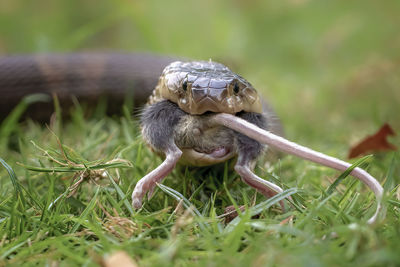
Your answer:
[235,164,285,210]
[132,149,182,209]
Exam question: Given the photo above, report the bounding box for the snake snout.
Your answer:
[195,96,220,113]
[191,87,229,113]
[209,88,228,102]
[191,88,228,103]
[191,88,208,102]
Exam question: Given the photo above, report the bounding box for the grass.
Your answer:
[1,0,400,266]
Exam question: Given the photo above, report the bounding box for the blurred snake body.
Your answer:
[0,53,177,120]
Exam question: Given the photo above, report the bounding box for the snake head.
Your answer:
[156,60,262,115]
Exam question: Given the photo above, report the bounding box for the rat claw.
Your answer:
[235,164,286,210]
[147,185,156,200]
[131,148,182,209]
[132,184,144,209]
[132,197,142,210]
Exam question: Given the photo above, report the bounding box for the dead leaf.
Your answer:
[348,123,397,159]
[279,215,294,225]
[222,205,246,223]
[102,251,138,267]
[221,194,259,223]
[221,205,262,223]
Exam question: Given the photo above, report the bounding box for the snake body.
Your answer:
[0,53,176,120]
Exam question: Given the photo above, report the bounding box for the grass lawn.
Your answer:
[1,0,399,266]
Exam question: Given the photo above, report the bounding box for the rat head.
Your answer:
[156,60,262,114]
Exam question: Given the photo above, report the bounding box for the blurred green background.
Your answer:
[0,0,399,152]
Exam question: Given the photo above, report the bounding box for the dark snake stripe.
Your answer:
[0,53,176,121]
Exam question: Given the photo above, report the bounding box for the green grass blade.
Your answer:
[105,171,134,216]
[157,183,208,231]
[325,155,372,196]
[69,186,101,233]
[225,188,298,233]
[0,94,50,149]
[384,152,399,192]
[0,158,25,207]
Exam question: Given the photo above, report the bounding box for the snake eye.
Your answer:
[182,80,188,91]
[233,82,240,94]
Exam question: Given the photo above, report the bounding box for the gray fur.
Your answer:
[140,100,185,152]
[174,114,235,155]
[141,99,268,166]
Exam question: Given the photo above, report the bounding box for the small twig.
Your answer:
[67,169,105,197]
[211,113,384,224]
[46,124,75,166]
[67,172,86,197]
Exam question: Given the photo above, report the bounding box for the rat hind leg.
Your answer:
[132,147,182,209]
[234,112,285,207]
[132,100,185,209]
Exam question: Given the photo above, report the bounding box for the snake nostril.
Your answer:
[233,82,240,94]
[182,80,188,91]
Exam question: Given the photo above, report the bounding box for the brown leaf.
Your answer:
[221,205,262,223]
[279,215,294,225]
[222,205,246,223]
[348,123,397,159]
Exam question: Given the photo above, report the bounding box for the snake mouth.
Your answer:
[180,146,235,166]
